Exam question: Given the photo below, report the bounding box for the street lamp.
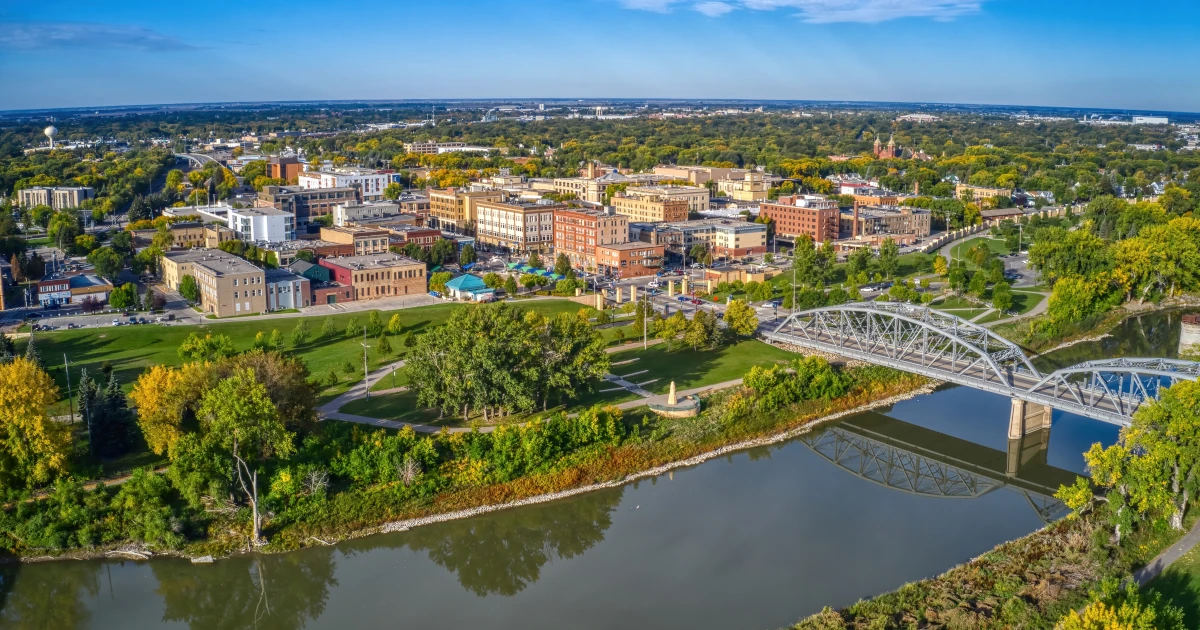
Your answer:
[360,328,371,401]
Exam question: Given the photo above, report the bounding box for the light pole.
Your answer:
[360,328,371,401]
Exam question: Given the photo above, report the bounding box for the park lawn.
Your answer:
[765,252,934,291]
[1146,543,1200,628]
[930,296,982,310]
[975,291,1046,324]
[21,299,587,410]
[24,236,50,247]
[950,237,1012,269]
[608,339,796,395]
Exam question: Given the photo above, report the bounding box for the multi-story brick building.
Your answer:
[319,226,391,256]
[267,156,302,183]
[633,219,768,262]
[427,188,504,234]
[17,186,95,210]
[191,254,267,317]
[474,200,560,254]
[616,184,709,216]
[552,208,629,271]
[257,185,359,230]
[715,172,769,202]
[840,206,932,239]
[610,192,689,224]
[759,195,840,243]
[319,254,427,301]
[596,242,665,278]
[386,225,442,248]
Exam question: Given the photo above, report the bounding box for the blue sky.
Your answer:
[2,0,1198,112]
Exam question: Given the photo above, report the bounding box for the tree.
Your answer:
[684,310,721,351]
[109,283,138,310]
[320,317,336,338]
[656,312,688,350]
[968,271,988,297]
[9,254,24,283]
[483,272,502,289]
[877,237,900,279]
[991,281,1013,312]
[85,371,136,458]
[0,358,71,489]
[554,253,572,277]
[269,329,286,352]
[932,255,949,276]
[345,317,361,339]
[792,234,817,285]
[377,333,392,356]
[295,249,315,263]
[846,246,873,280]
[386,313,404,335]
[527,251,542,269]
[689,243,708,264]
[291,319,310,347]
[429,271,453,293]
[197,368,295,544]
[365,310,384,337]
[1058,581,1185,630]
[404,330,417,349]
[460,244,476,265]
[178,333,237,362]
[504,276,518,295]
[383,182,403,200]
[724,299,758,339]
[129,363,208,455]
[23,334,44,370]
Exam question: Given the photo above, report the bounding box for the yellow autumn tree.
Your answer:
[0,358,71,488]
[129,363,210,455]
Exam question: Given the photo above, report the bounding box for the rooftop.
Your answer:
[322,225,390,236]
[598,241,663,251]
[193,255,262,277]
[163,249,243,264]
[232,206,293,217]
[262,239,343,252]
[321,253,424,270]
[662,218,768,232]
[265,268,307,282]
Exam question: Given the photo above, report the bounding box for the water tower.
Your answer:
[44,125,58,148]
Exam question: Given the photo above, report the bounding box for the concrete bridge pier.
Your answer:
[1007,399,1052,477]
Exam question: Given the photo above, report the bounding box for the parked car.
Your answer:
[112,319,121,326]
[138,317,148,324]
[690,299,703,306]
[769,300,782,308]
[676,296,689,302]
[429,291,441,298]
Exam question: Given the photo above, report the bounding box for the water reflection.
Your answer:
[152,548,338,630]
[343,488,623,597]
[0,561,98,629]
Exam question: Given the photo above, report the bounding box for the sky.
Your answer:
[1,0,1198,112]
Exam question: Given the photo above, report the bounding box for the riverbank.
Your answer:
[12,364,933,563]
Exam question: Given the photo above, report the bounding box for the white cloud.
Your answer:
[617,0,984,23]
[0,22,200,51]
[693,1,735,16]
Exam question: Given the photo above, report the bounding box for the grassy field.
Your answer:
[1147,543,1200,628]
[21,299,589,409]
[766,252,935,291]
[345,339,798,425]
[950,237,1012,270]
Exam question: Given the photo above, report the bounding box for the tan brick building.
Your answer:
[319,254,427,300]
[192,255,267,317]
[553,208,629,271]
[596,242,665,278]
[611,194,689,224]
[319,226,391,256]
[475,200,560,254]
[428,188,504,234]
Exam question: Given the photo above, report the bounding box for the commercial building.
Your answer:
[267,156,302,183]
[17,186,95,210]
[850,188,909,208]
[191,254,268,317]
[619,185,709,215]
[715,172,769,202]
[474,199,561,254]
[258,185,359,229]
[319,254,427,301]
[37,274,112,306]
[595,242,665,278]
[131,222,236,249]
[298,167,392,201]
[333,201,402,227]
[396,193,430,219]
[610,192,689,224]
[386,225,442,247]
[956,183,1013,202]
[264,268,311,310]
[759,195,839,243]
[288,259,330,284]
[403,141,466,155]
[427,188,504,233]
[632,219,768,261]
[260,239,353,267]
[840,206,932,239]
[161,249,244,291]
[1133,116,1170,125]
[319,226,391,256]
[652,165,746,186]
[553,208,629,271]
[229,207,296,242]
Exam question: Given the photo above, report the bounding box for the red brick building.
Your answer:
[759,195,840,244]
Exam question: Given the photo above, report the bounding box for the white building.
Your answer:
[298,167,392,201]
[228,207,295,242]
[1133,116,1169,125]
[264,268,311,310]
[332,201,402,227]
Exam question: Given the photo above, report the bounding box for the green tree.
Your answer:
[345,317,361,339]
[504,276,518,295]
[684,310,720,351]
[269,329,285,352]
[178,333,236,362]
[877,237,900,279]
[320,317,336,338]
[846,246,873,280]
[86,246,124,281]
[723,299,758,340]
[108,283,138,310]
[383,182,403,200]
[689,243,708,264]
[429,271,453,293]
[291,319,310,347]
[655,312,689,350]
[527,251,542,269]
[792,234,817,285]
[460,244,476,265]
[376,333,392,356]
[554,253,572,276]
[365,310,384,337]
[991,281,1013,312]
[386,313,404,335]
[967,271,987,297]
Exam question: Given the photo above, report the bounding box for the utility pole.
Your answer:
[643,293,649,350]
[360,328,371,401]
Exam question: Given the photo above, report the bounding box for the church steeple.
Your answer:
[887,133,896,150]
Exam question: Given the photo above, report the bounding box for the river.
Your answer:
[0,310,1186,630]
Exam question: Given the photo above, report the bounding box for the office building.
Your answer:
[17,186,95,210]
[267,156,302,183]
[191,254,267,317]
[956,183,1013,202]
[258,185,359,229]
[427,188,504,233]
[633,219,768,261]
[620,185,709,215]
[840,206,932,239]
[403,141,466,155]
[332,201,401,227]
[652,165,747,186]
[229,207,296,242]
[715,172,769,202]
[264,268,311,310]
[319,226,391,256]
[553,208,629,271]
[319,254,427,301]
[759,195,839,243]
[611,192,689,224]
[475,200,560,254]
[595,242,665,278]
[298,167,392,201]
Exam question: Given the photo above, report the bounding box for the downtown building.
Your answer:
[552,207,630,272]
[758,195,840,243]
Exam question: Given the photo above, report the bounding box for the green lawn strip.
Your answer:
[22,300,586,409]
[950,237,1012,270]
[609,340,795,395]
[1146,542,1200,628]
[930,296,984,310]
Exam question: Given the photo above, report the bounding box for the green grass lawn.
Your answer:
[766,252,934,292]
[1147,543,1200,628]
[25,236,50,247]
[21,299,588,410]
[930,296,983,310]
[950,237,1012,270]
[346,339,798,425]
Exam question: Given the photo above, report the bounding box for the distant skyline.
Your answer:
[2,0,1198,113]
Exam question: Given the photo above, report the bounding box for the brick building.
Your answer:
[319,254,427,301]
[552,208,629,271]
[759,195,840,243]
[596,242,665,278]
[319,226,391,256]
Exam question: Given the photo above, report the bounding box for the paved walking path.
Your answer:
[611,378,744,411]
[1133,518,1200,587]
[984,291,1050,327]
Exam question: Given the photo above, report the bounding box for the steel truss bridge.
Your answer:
[801,413,1074,523]
[764,303,1200,427]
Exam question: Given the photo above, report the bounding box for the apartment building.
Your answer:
[596,242,665,278]
[17,186,95,210]
[264,268,311,310]
[332,201,401,227]
[192,255,267,317]
[652,165,746,186]
[620,185,710,215]
[553,208,629,271]
[319,254,427,301]
[162,249,244,291]
[403,141,466,155]
[396,193,430,219]
[319,226,391,256]
[475,200,561,254]
[298,167,392,201]
[956,183,1013,202]
[258,185,359,229]
[427,188,504,233]
[229,207,296,242]
[759,195,840,243]
[715,172,769,202]
[640,219,769,260]
[611,192,689,224]
[267,156,302,183]
[840,206,932,239]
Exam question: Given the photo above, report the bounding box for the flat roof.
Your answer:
[164,249,243,264]
[232,206,293,217]
[193,256,262,277]
[262,239,343,252]
[598,242,663,251]
[265,268,307,282]
[321,253,425,270]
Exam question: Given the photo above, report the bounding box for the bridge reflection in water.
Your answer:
[800,412,1077,523]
